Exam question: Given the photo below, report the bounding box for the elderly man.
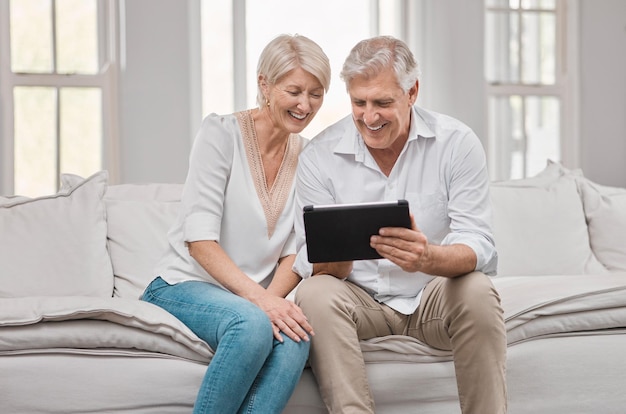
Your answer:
[293,35,507,414]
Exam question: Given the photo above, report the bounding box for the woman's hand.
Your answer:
[254,294,314,343]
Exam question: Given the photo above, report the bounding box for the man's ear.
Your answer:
[408,80,419,106]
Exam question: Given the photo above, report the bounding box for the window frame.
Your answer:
[485,0,580,180]
[0,0,120,195]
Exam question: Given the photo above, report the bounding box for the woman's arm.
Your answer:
[266,255,301,298]
[188,241,314,342]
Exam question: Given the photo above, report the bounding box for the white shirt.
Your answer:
[294,106,497,314]
[157,112,305,288]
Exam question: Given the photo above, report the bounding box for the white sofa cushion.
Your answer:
[490,162,607,276]
[0,171,113,297]
[0,296,213,362]
[578,179,626,271]
[104,183,183,299]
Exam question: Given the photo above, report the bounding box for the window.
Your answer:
[485,0,578,180]
[0,0,118,196]
[201,0,412,138]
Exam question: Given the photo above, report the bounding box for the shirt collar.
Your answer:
[333,106,436,158]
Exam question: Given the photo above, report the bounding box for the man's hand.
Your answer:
[370,215,428,273]
[371,214,478,277]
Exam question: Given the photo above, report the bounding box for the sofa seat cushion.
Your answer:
[355,272,626,363]
[0,296,213,362]
[0,171,113,298]
[494,273,626,344]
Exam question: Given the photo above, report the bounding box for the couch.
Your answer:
[1,160,626,413]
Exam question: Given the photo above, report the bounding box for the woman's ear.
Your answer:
[259,74,270,97]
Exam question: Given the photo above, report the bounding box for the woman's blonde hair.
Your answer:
[256,34,331,108]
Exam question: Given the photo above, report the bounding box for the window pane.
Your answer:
[489,95,524,179]
[521,12,555,84]
[201,0,233,116]
[485,0,556,10]
[485,11,520,83]
[60,88,102,177]
[489,95,559,179]
[245,0,371,138]
[525,96,559,176]
[14,87,57,196]
[379,0,403,38]
[520,0,555,9]
[56,0,99,74]
[486,0,519,8]
[9,0,54,73]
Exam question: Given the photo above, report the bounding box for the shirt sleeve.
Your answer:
[441,130,498,275]
[181,114,235,243]
[292,142,336,278]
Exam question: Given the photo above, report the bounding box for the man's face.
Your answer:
[347,67,418,151]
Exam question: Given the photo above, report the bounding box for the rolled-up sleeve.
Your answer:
[442,130,498,275]
[293,149,319,278]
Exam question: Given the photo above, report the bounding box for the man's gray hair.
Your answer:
[340,36,420,92]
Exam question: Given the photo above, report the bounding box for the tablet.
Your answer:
[303,200,410,263]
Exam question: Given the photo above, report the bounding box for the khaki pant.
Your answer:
[295,272,507,414]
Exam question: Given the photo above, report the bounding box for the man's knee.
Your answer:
[295,275,358,323]
[448,271,499,301]
[454,272,504,332]
[295,275,341,306]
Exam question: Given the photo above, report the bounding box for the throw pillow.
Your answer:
[578,179,626,271]
[490,164,607,276]
[104,183,183,299]
[0,171,114,297]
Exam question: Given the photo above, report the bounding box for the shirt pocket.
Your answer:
[404,192,450,241]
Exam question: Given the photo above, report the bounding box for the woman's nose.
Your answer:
[297,95,312,112]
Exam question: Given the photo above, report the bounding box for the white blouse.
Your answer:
[156,111,305,288]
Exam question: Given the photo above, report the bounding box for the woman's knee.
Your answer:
[225,302,273,337]
[279,333,311,359]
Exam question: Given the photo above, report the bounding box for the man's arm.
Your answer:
[370,215,477,278]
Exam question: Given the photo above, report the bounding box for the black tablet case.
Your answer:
[303,200,410,263]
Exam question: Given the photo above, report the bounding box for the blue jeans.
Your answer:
[141,277,309,414]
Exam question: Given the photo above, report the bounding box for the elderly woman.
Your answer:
[141,34,331,413]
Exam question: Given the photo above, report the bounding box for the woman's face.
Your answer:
[263,67,325,134]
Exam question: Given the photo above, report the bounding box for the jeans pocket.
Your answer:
[141,276,169,301]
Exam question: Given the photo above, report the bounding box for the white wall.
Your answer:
[118,0,198,184]
[579,0,626,187]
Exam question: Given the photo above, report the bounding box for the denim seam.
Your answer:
[143,284,250,413]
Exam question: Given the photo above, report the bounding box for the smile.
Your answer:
[365,123,384,131]
[289,111,307,120]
